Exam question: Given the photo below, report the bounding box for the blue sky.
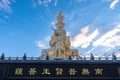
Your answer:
[0,0,120,57]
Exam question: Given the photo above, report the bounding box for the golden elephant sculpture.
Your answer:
[41,48,57,59]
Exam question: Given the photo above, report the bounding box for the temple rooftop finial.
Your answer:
[56,10,65,28]
[59,10,63,16]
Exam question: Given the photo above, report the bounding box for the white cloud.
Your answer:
[51,20,56,27]
[35,36,50,48]
[32,0,36,7]
[4,15,10,20]
[103,0,112,2]
[9,32,16,36]
[32,0,52,7]
[80,25,89,34]
[86,47,96,54]
[66,31,71,36]
[71,25,99,48]
[0,18,5,23]
[0,0,15,13]
[118,14,120,17]
[43,0,51,4]
[36,41,45,48]
[93,24,120,48]
[44,36,51,42]
[50,20,57,30]
[54,0,58,6]
[77,0,86,4]
[115,51,120,57]
[38,0,42,5]
[110,0,119,9]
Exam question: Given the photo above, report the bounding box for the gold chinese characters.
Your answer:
[15,67,103,76]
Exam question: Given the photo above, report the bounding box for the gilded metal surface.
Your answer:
[41,11,79,59]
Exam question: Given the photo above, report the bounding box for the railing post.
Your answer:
[8,56,11,60]
[1,53,5,60]
[106,56,108,60]
[84,56,86,60]
[99,56,101,60]
[23,53,27,60]
[45,54,49,60]
[90,54,94,60]
[31,57,33,60]
[112,54,116,60]
[16,56,18,60]
[68,55,72,60]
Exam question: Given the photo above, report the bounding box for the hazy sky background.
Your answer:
[0,0,120,57]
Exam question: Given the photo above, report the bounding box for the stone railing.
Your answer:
[0,53,119,61]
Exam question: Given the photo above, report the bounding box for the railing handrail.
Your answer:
[0,53,120,61]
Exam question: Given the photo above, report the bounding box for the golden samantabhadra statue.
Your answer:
[41,11,79,59]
